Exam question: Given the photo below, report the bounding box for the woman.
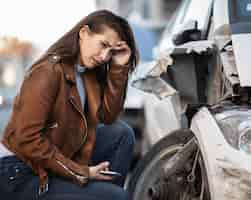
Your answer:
[0,10,139,200]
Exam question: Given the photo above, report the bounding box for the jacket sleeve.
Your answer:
[14,62,89,185]
[97,64,130,124]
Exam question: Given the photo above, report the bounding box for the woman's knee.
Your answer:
[117,189,130,200]
[104,184,130,200]
[96,120,136,151]
[115,120,136,147]
[86,181,130,200]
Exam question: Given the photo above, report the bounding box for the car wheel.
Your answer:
[127,129,210,200]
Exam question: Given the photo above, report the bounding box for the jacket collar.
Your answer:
[60,59,101,124]
[61,62,76,85]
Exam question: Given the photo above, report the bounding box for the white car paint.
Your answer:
[191,107,251,200]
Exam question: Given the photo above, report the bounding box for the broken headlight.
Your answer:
[215,109,251,154]
[238,121,251,154]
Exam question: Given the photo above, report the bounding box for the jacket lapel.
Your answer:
[83,70,101,124]
[61,63,84,116]
[61,62,101,124]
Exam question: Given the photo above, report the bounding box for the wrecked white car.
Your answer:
[127,0,251,199]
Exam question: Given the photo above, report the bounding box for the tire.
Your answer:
[127,129,210,200]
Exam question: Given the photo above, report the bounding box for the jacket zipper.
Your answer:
[49,122,58,129]
[69,96,88,146]
[56,159,88,182]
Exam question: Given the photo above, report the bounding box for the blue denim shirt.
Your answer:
[75,65,86,111]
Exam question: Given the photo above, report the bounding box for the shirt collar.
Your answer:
[76,64,86,73]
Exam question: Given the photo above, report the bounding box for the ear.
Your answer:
[79,25,91,40]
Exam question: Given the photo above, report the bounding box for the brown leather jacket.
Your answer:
[1,54,129,188]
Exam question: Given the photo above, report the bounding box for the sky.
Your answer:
[0,0,96,52]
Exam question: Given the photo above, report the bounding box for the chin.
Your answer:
[82,61,94,69]
[85,64,98,69]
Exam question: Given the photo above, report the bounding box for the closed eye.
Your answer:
[100,41,107,48]
[102,40,113,48]
[99,42,105,48]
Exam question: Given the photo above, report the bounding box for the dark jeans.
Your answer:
[0,120,135,200]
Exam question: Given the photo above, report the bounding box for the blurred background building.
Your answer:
[96,0,176,25]
[0,37,36,134]
[96,0,133,17]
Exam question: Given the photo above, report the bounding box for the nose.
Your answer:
[100,48,112,63]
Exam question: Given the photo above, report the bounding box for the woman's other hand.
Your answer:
[89,161,113,181]
[111,41,131,66]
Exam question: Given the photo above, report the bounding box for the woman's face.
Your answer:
[79,25,121,68]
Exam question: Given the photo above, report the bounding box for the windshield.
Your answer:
[230,0,251,21]
[162,0,191,37]
[229,0,251,34]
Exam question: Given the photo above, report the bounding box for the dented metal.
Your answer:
[130,0,251,199]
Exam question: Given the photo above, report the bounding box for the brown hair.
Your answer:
[38,10,139,73]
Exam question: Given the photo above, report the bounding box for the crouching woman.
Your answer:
[0,10,139,200]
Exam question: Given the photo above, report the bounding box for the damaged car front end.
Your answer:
[127,0,251,199]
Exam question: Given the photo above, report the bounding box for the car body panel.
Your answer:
[191,107,251,200]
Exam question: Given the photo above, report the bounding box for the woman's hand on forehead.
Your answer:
[110,41,131,66]
[112,41,127,49]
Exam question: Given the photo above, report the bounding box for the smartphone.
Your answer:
[99,170,122,177]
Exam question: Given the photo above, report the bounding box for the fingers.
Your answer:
[113,45,128,51]
[116,41,126,46]
[96,161,110,171]
[94,161,114,180]
[110,41,131,66]
[113,41,129,51]
[96,174,113,181]
[89,161,112,180]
